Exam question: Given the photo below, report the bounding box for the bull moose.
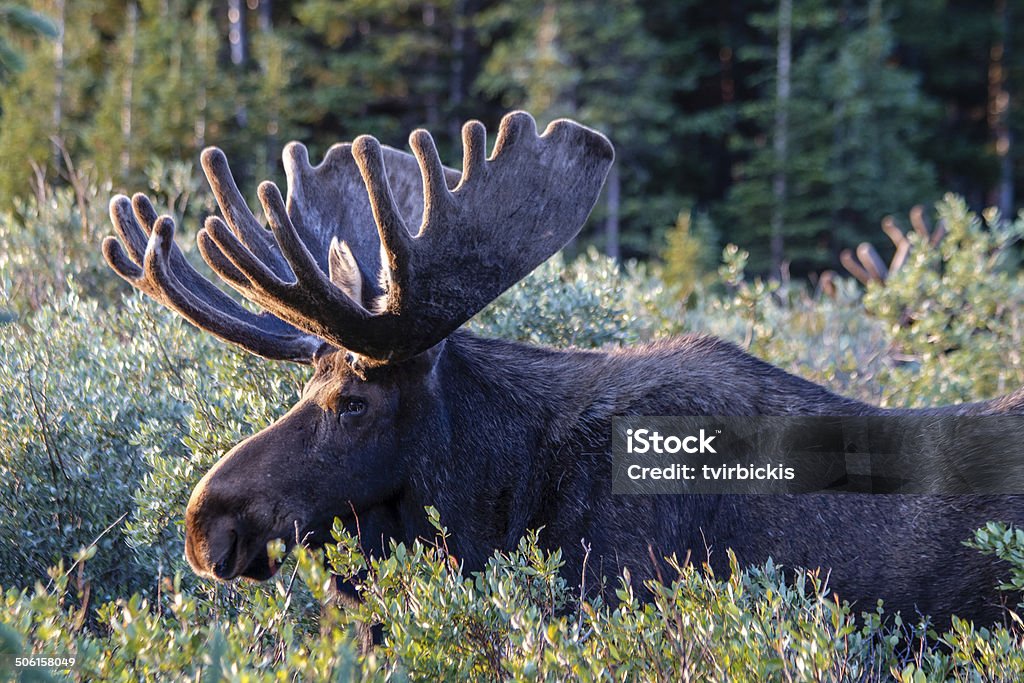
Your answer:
[103,111,1024,624]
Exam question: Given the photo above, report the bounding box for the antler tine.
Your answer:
[257,181,325,291]
[409,129,455,216]
[211,111,610,362]
[193,147,358,354]
[259,182,374,326]
[839,248,873,285]
[201,216,291,296]
[200,148,293,281]
[459,120,488,185]
[856,243,888,282]
[103,194,321,363]
[910,204,930,239]
[352,135,415,275]
[197,182,379,349]
[890,238,911,273]
[258,180,369,315]
[881,216,908,249]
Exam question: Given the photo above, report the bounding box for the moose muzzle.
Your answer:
[183,417,310,581]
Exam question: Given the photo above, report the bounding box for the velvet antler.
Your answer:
[104,112,614,363]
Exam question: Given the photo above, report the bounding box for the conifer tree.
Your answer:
[0,0,100,207]
[0,2,57,83]
[722,0,937,273]
[292,0,472,157]
[475,0,676,257]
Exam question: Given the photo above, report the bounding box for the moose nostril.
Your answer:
[212,527,239,579]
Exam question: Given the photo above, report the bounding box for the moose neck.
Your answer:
[392,330,588,567]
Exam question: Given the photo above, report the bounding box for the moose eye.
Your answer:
[341,398,367,415]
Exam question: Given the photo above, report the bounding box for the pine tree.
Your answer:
[0,32,54,204]
[0,2,57,83]
[890,0,999,208]
[292,0,474,159]
[0,0,80,206]
[87,1,238,189]
[722,0,937,274]
[823,0,937,250]
[475,0,677,257]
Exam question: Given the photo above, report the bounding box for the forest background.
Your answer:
[0,0,1019,277]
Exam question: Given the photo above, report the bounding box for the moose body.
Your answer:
[103,112,1023,627]
[254,330,1023,623]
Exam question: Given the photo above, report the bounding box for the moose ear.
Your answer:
[328,237,367,308]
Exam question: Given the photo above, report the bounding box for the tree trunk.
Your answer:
[228,0,248,127]
[195,4,209,151]
[448,0,467,143]
[770,0,792,278]
[423,2,440,129]
[121,2,138,179]
[989,0,1013,219]
[257,0,272,32]
[605,163,620,260]
[257,0,275,174]
[228,0,248,67]
[51,0,65,169]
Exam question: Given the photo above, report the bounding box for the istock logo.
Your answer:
[614,415,1024,495]
[626,428,717,454]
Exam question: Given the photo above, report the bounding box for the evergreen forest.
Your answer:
[1,0,1021,273]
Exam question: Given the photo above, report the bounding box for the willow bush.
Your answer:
[1,519,1022,681]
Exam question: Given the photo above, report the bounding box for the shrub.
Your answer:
[0,159,212,320]
[0,283,306,599]
[659,208,719,302]
[0,175,121,316]
[471,248,678,348]
[864,195,1024,407]
[966,522,1024,611]
[682,244,893,403]
[0,245,675,602]
[0,291,180,600]
[1,520,1023,681]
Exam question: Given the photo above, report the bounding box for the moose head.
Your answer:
[104,112,615,581]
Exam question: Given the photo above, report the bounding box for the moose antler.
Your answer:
[840,206,946,286]
[104,112,614,363]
